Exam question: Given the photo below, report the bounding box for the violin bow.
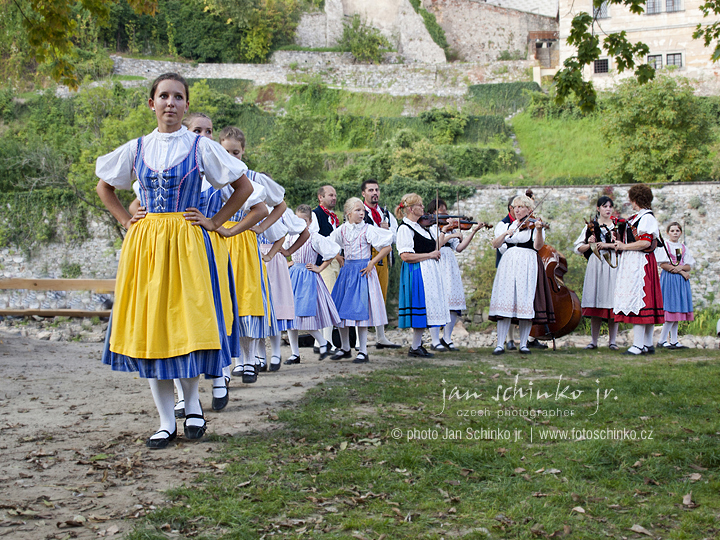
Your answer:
[510,188,551,235]
[436,188,440,251]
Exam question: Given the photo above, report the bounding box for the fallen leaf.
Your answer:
[682,492,694,506]
[532,492,549,497]
[689,473,702,482]
[339,441,348,451]
[629,524,653,536]
[632,461,642,468]
[643,477,659,486]
[544,468,562,475]
[571,506,585,514]
[688,464,707,471]
[514,467,526,474]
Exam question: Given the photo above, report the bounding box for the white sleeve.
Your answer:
[309,212,320,234]
[95,139,137,190]
[132,180,141,199]
[637,213,659,238]
[494,220,510,240]
[312,233,341,261]
[366,224,394,250]
[448,237,460,250]
[388,212,399,243]
[198,138,248,189]
[283,207,308,235]
[241,181,266,212]
[328,226,343,248]
[249,172,285,207]
[396,224,415,254]
[655,245,669,264]
[573,227,588,255]
[262,216,289,243]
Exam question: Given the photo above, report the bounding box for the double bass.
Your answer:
[512,198,581,347]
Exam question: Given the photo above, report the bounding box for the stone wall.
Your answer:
[3,184,720,316]
[425,0,558,63]
[294,11,328,48]
[110,55,534,97]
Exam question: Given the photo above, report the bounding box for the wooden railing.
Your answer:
[0,279,115,318]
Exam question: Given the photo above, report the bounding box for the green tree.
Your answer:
[601,76,713,183]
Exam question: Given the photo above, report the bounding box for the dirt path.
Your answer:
[0,331,395,539]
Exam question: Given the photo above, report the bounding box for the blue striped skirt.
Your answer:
[398,261,427,329]
[331,259,370,322]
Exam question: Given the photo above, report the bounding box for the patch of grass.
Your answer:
[128,349,720,539]
[109,75,146,81]
[511,112,613,182]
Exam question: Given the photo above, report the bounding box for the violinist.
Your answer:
[573,196,620,350]
[426,198,487,352]
[395,193,451,357]
[612,184,664,355]
[488,195,547,355]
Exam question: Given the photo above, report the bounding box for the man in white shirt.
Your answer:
[361,179,400,349]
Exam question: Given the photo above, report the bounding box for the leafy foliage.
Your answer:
[601,76,713,183]
[408,0,449,59]
[339,14,391,64]
[467,82,541,115]
[419,108,468,144]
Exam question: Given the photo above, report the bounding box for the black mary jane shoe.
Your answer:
[231,364,244,377]
[408,346,434,358]
[242,368,257,384]
[331,348,352,360]
[146,428,177,450]
[184,414,207,440]
[440,338,459,351]
[269,356,282,371]
[318,343,333,360]
[623,345,645,356]
[376,342,402,349]
[644,345,655,355]
[256,356,268,372]
[353,352,369,364]
[505,340,516,351]
[211,377,230,411]
[284,354,301,365]
[528,339,548,349]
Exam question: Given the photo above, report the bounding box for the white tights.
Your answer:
[658,321,679,344]
[148,376,203,439]
[339,326,368,354]
[632,324,655,349]
[288,329,326,356]
[497,318,532,348]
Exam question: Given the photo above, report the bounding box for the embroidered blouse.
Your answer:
[329,222,393,260]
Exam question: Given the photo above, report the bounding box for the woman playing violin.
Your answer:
[573,196,620,350]
[426,198,488,351]
[612,184,664,355]
[488,195,546,355]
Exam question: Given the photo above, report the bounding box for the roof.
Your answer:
[483,0,558,18]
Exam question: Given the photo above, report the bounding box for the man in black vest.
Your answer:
[311,185,343,349]
[361,179,401,349]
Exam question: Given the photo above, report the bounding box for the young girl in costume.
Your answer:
[329,197,393,363]
[96,73,252,449]
[285,205,341,364]
[573,196,620,350]
[612,184,664,355]
[425,198,484,352]
[214,127,285,384]
[656,222,693,349]
[254,207,309,370]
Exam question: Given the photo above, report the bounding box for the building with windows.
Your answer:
[558,0,720,92]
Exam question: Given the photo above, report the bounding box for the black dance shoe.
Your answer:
[184,414,207,440]
[146,428,177,449]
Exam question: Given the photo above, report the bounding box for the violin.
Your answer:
[516,217,550,231]
[418,214,491,231]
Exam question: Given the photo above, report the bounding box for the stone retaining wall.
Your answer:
[110,55,533,96]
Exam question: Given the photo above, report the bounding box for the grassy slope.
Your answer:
[511,112,613,182]
[127,349,720,540]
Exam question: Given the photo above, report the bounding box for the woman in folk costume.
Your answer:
[488,195,548,355]
[395,193,450,357]
[612,184,664,355]
[656,221,693,349]
[573,196,620,350]
[285,205,342,364]
[425,198,485,352]
[329,197,393,364]
[96,73,252,449]
[254,207,310,371]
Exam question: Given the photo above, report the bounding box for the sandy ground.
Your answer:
[0,330,400,540]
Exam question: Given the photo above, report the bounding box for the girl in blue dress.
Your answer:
[96,73,252,449]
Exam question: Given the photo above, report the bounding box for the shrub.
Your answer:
[339,14,391,64]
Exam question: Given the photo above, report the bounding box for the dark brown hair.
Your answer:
[628,184,653,209]
[666,221,682,234]
[150,73,189,101]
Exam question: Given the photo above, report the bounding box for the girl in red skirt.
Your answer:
[612,184,664,355]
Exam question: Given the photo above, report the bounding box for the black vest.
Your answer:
[313,206,336,265]
[400,222,436,254]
